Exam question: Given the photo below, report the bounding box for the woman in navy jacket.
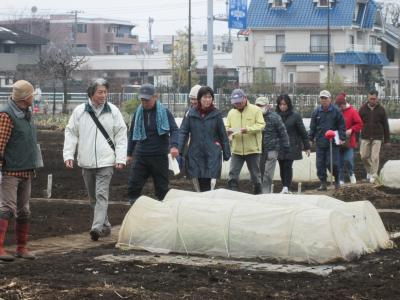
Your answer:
[178,86,231,192]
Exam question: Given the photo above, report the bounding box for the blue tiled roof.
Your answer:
[335,52,367,65]
[281,52,388,66]
[248,0,377,29]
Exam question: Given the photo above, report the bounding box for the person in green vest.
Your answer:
[0,80,38,261]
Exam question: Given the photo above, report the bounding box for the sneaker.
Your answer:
[280,186,289,194]
[317,183,327,191]
[350,174,356,184]
[369,176,375,184]
[366,173,371,180]
[90,230,100,241]
[339,180,345,186]
[15,249,36,260]
[102,227,111,237]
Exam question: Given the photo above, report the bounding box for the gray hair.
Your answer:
[87,78,109,98]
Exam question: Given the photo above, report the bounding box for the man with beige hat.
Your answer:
[0,80,38,261]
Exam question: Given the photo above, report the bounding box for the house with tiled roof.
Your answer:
[0,26,48,87]
[380,23,400,96]
[233,0,388,89]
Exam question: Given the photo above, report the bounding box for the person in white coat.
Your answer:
[63,78,127,241]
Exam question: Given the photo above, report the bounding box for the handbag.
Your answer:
[88,111,115,151]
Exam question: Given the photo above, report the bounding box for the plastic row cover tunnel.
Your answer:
[116,190,393,264]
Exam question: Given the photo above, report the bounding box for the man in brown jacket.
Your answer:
[358,90,390,184]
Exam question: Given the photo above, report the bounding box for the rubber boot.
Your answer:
[15,222,35,259]
[0,218,15,262]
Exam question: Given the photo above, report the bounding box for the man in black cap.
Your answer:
[127,83,179,204]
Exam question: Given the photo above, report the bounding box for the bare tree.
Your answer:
[168,30,198,93]
[38,43,87,113]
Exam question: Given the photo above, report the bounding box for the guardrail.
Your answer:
[1,92,400,118]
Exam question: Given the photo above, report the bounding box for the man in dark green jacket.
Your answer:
[0,80,37,261]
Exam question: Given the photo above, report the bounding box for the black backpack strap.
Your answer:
[88,111,115,151]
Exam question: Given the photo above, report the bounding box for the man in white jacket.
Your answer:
[63,78,127,241]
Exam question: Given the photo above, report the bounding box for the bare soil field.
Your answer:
[0,129,399,300]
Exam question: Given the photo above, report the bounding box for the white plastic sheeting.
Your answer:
[380,160,400,188]
[164,189,392,251]
[220,152,319,182]
[117,190,392,263]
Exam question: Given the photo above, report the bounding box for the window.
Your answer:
[386,44,395,62]
[264,34,285,52]
[253,67,276,83]
[77,23,87,33]
[3,45,12,53]
[318,0,329,7]
[310,34,328,52]
[163,44,173,54]
[273,0,283,7]
[76,44,87,48]
[202,44,207,51]
[276,34,285,52]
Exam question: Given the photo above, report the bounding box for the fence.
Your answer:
[1,92,400,118]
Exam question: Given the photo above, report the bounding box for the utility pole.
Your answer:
[188,0,192,96]
[207,0,214,89]
[69,10,83,47]
[148,17,154,54]
[327,2,331,84]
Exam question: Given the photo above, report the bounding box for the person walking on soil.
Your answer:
[63,78,127,242]
[178,86,231,192]
[276,94,311,193]
[309,90,346,191]
[0,80,38,261]
[225,89,266,194]
[358,90,390,184]
[335,92,363,185]
[255,96,289,194]
[127,83,179,204]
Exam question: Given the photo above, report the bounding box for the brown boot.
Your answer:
[15,222,35,260]
[0,218,15,262]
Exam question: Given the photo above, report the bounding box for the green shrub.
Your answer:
[122,98,141,115]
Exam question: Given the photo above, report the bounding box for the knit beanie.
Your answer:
[12,80,34,101]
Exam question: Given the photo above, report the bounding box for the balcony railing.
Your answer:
[310,45,329,53]
[263,45,286,53]
[345,44,381,53]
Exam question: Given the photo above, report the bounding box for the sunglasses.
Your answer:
[320,96,328,100]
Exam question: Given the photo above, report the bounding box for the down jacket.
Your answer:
[178,107,230,179]
[63,101,127,168]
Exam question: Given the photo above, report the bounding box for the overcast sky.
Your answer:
[0,0,234,40]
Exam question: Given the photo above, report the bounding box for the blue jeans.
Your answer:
[316,146,339,183]
[338,148,354,182]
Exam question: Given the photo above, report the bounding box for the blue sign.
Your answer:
[228,0,248,29]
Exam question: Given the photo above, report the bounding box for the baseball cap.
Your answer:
[255,96,269,106]
[139,83,155,100]
[319,90,331,98]
[230,89,246,104]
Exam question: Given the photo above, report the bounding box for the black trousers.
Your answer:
[278,159,294,188]
[198,178,211,192]
[128,155,169,204]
